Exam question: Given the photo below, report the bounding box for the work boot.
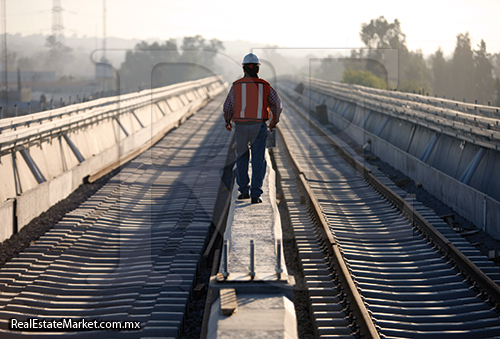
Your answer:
[251,197,263,204]
[238,193,250,200]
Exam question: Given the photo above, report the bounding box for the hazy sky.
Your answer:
[7,0,500,56]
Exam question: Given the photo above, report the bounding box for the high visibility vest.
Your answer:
[233,77,271,122]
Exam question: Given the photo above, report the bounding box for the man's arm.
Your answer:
[223,85,235,131]
[268,87,282,130]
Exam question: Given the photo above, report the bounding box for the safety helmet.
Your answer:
[242,53,260,65]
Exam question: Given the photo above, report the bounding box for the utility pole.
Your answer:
[102,0,106,61]
[1,0,7,113]
[52,0,64,44]
[96,0,111,93]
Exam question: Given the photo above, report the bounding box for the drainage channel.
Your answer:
[0,94,231,339]
[275,90,500,338]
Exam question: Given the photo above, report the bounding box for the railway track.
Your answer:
[0,94,231,338]
[273,90,500,338]
[2,81,500,339]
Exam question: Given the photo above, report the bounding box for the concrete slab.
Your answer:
[207,149,298,339]
[222,151,287,280]
[207,293,298,339]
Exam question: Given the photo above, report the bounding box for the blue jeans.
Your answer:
[234,122,268,198]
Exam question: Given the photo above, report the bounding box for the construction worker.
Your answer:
[223,53,282,203]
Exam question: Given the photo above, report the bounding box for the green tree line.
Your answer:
[119,35,224,90]
[317,16,500,106]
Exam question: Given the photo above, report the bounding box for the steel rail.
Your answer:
[281,89,500,307]
[276,125,381,339]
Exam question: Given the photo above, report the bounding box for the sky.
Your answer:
[6,0,500,57]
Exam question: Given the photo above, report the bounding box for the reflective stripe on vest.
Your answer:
[233,78,271,122]
[257,83,263,119]
[240,83,246,118]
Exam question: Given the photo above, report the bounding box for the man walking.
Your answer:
[223,53,282,204]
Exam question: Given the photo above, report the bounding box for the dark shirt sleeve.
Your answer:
[223,85,235,124]
[268,86,282,125]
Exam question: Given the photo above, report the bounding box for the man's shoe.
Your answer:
[238,193,250,200]
[251,197,263,204]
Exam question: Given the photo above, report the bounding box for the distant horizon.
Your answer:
[5,0,499,58]
[7,31,493,60]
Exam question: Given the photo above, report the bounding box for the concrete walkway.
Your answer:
[207,150,298,339]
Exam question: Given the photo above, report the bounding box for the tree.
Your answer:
[359,16,408,81]
[474,39,494,104]
[360,16,407,50]
[400,49,431,94]
[355,16,432,92]
[493,54,500,106]
[44,35,73,76]
[119,36,224,90]
[17,56,39,72]
[494,77,500,107]
[314,56,344,81]
[120,39,181,89]
[429,47,449,97]
[179,35,224,80]
[341,68,388,89]
[491,53,500,78]
[450,32,475,102]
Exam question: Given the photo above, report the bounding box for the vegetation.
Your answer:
[341,68,388,89]
[44,35,74,77]
[119,35,224,90]
[322,16,500,106]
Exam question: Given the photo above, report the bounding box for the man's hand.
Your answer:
[269,122,277,131]
[225,122,233,131]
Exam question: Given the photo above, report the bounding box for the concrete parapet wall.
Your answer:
[0,199,15,241]
[0,77,225,242]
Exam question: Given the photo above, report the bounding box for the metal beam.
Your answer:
[19,148,46,184]
[419,132,439,163]
[459,147,486,185]
[339,103,350,117]
[114,117,129,137]
[155,102,166,116]
[11,151,22,195]
[62,134,85,163]
[359,110,371,129]
[131,110,144,128]
[374,117,389,136]
[481,151,495,193]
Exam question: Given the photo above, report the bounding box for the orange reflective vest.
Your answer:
[233,77,271,122]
